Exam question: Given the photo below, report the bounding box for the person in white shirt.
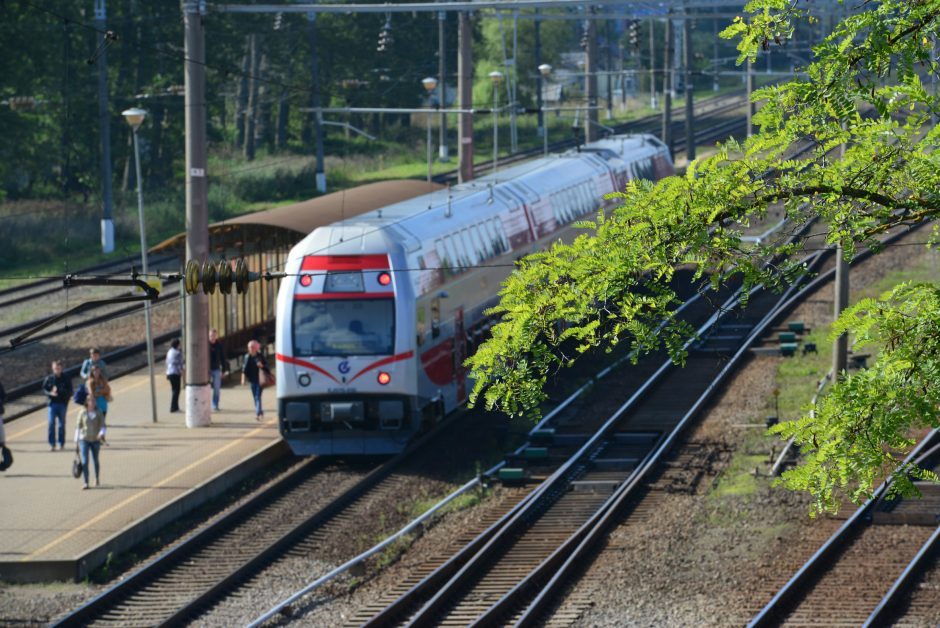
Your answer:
[166,339,185,413]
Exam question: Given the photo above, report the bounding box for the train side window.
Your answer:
[435,238,449,275]
[493,219,509,253]
[452,232,470,269]
[431,297,441,338]
[416,302,427,346]
[483,220,499,257]
[460,228,477,265]
[470,225,486,262]
[443,235,460,273]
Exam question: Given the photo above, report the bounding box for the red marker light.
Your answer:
[377,272,392,286]
[377,371,391,385]
[299,274,312,287]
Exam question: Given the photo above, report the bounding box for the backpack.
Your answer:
[73,383,88,405]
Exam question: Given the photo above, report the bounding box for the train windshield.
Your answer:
[292,299,395,357]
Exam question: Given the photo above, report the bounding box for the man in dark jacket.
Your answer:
[208,329,227,412]
[42,360,72,451]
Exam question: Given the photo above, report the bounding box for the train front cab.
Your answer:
[277,251,420,455]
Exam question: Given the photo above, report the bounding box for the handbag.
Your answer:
[71,445,83,479]
[259,367,276,389]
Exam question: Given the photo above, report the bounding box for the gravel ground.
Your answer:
[1,230,936,626]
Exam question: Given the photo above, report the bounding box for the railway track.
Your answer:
[0,254,176,312]
[749,436,940,627]
[346,269,806,626]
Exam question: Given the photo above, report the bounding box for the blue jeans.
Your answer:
[250,381,263,416]
[47,402,67,447]
[79,440,100,484]
[210,369,222,409]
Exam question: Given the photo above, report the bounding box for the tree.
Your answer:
[467,0,940,515]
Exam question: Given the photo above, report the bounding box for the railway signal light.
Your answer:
[628,20,641,49]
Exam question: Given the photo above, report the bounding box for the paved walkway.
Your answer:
[0,368,284,581]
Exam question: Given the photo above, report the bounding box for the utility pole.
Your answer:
[535,10,544,140]
[438,11,448,161]
[661,17,673,159]
[585,14,598,142]
[308,9,326,192]
[649,18,658,109]
[94,0,114,254]
[457,10,474,183]
[746,56,754,137]
[833,139,849,378]
[183,0,211,427]
[683,17,695,162]
[605,20,613,120]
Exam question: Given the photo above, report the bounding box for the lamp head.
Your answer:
[538,63,552,77]
[421,76,438,92]
[122,107,148,131]
[488,70,504,84]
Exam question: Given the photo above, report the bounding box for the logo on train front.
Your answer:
[338,361,350,375]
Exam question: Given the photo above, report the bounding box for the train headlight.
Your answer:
[299,274,312,287]
[377,271,392,286]
[298,373,311,387]
[377,371,391,385]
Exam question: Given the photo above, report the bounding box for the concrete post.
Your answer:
[95,0,114,254]
[438,11,448,161]
[683,17,695,162]
[585,16,598,142]
[183,0,211,427]
[457,11,474,183]
[661,18,673,159]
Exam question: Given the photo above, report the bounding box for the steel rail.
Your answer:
[51,405,471,627]
[863,520,940,626]
[362,281,747,627]
[511,255,827,627]
[248,278,712,628]
[748,223,936,628]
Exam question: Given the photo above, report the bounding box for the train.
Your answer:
[275,134,674,455]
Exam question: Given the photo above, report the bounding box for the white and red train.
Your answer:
[275,134,674,455]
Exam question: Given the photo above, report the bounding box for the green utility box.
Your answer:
[498,468,526,484]
[788,321,806,333]
[524,447,549,460]
[531,428,556,445]
[778,331,797,343]
[780,342,799,357]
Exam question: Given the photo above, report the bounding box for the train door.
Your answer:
[454,307,467,402]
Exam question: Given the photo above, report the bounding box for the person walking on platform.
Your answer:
[0,376,9,471]
[241,340,269,421]
[74,396,106,489]
[208,329,227,412]
[80,348,108,380]
[42,360,72,451]
[166,338,184,413]
[86,365,112,417]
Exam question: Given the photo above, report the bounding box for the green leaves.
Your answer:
[469,0,940,512]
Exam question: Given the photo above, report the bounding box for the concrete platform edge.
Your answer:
[0,437,291,583]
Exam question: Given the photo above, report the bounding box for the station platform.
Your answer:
[0,368,289,583]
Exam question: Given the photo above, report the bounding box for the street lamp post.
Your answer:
[488,70,503,178]
[122,107,159,424]
[422,77,438,183]
[538,64,552,155]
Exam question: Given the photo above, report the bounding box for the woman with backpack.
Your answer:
[74,395,106,489]
[86,365,112,417]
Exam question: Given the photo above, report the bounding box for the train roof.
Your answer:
[289,133,669,259]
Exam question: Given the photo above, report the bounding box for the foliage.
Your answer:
[772,283,940,513]
[468,0,940,513]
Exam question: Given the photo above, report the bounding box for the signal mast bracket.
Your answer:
[9,269,161,349]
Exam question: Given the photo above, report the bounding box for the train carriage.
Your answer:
[276,134,674,455]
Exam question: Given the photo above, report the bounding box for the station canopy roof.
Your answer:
[152,179,444,254]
